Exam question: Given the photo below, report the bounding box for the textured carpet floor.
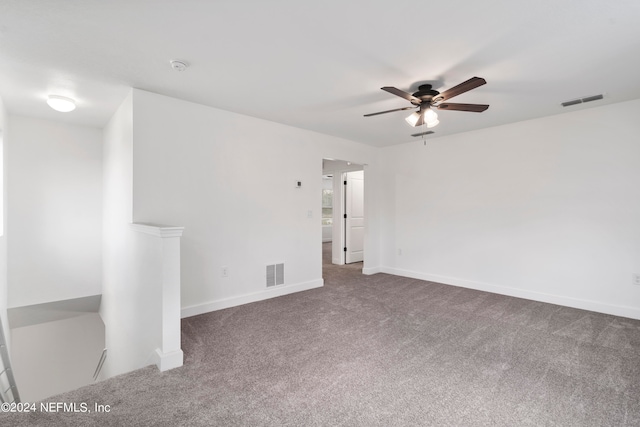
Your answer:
[3,243,640,426]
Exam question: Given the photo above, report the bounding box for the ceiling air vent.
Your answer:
[411,131,435,137]
[582,94,604,103]
[561,94,604,107]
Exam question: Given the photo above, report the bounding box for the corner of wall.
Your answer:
[0,95,9,349]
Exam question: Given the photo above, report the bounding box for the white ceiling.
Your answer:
[2,1,640,147]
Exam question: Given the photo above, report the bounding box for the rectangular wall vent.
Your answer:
[266,263,284,287]
[561,94,604,107]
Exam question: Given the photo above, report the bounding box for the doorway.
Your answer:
[321,159,365,267]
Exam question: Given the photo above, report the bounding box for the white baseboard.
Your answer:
[380,266,640,320]
[153,348,183,372]
[181,279,324,318]
[362,266,382,275]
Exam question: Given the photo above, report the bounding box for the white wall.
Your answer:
[101,92,184,377]
[130,89,377,317]
[6,116,103,307]
[378,99,640,319]
[0,96,9,351]
[100,92,152,377]
[10,313,104,402]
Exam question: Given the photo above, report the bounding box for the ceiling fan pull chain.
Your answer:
[423,122,427,145]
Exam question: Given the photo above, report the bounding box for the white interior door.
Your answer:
[345,170,364,263]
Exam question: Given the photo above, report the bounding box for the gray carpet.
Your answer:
[3,242,640,426]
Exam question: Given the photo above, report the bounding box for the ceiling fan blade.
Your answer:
[381,87,422,104]
[435,77,486,102]
[363,106,415,117]
[437,103,489,112]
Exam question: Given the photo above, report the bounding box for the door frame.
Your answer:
[321,158,366,266]
[322,161,364,265]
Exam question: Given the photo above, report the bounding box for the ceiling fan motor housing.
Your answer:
[412,84,440,105]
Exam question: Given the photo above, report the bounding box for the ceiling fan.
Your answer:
[364,77,489,128]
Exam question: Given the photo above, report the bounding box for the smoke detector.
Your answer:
[170,60,188,71]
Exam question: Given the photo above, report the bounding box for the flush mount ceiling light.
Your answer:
[47,95,76,112]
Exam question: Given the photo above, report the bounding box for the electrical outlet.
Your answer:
[633,273,640,286]
[222,266,229,278]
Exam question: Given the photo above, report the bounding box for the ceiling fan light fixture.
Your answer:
[426,118,439,128]
[424,108,438,123]
[405,111,421,127]
[47,95,76,112]
[425,108,439,128]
